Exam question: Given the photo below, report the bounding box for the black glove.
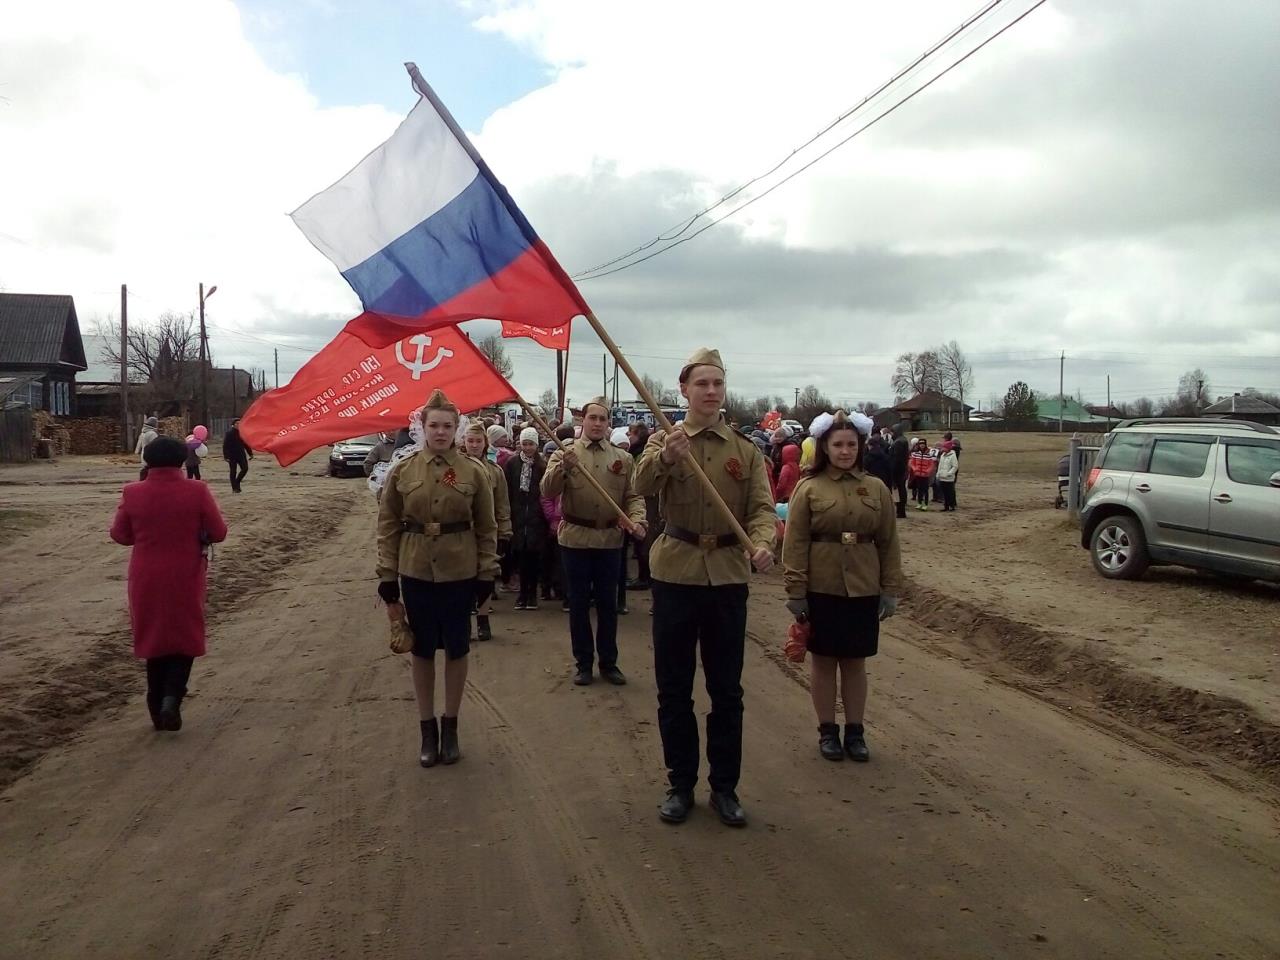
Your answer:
[474,579,494,607]
[377,580,400,605]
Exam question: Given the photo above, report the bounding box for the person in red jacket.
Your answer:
[907,438,936,510]
[110,436,228,731]
[775,443,802,503]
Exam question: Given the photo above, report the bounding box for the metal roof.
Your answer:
[1202,394,1280,415]
[0,293,87,370]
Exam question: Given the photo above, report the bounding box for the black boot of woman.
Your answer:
[420,717,439,767]
[440,715,461,764]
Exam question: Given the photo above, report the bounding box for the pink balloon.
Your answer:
[193,425,209,441]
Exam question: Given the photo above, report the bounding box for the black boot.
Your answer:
[419,718,439,768]
[818,723,844,761]
[476,615,492,641]
[440,715,461,764]
[158,695,182,732]
[844,723,870,762]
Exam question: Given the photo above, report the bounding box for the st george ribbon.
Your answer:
[291,64,586,348]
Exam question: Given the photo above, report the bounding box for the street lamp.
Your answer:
[199,283,217,426]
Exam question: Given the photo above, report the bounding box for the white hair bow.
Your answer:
[808,412,835,440]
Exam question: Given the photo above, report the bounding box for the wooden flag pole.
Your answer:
[581,310,755,553]
[512,396,636,533]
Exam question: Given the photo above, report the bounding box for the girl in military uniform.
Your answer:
[782,411,902,763]
[376,390,499,767]
[462,421,512,640]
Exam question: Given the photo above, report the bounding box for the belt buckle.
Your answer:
[698,533,718,551]
[841,531,857,545]
[424,522,442,536]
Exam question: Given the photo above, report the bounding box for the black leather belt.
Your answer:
[401,520,472,536]
[563,513,613,529]
[812,532,875,544]
[664,524,737,550]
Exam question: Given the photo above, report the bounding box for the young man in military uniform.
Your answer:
[635,349,777,827]
[541,396,647,686]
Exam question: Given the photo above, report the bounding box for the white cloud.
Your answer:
[2,0,1277,413]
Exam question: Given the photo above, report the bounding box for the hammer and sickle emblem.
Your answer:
[395,334,454,380]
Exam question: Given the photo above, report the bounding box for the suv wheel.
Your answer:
[1090,516,1150,580]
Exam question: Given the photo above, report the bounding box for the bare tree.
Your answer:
[95,311,202,408]
[936,341,974,408]
[476,333,514,379]
[855,400,881,416]
[537,388,557,415]
[889,351,942,400]
[1172,368,1211,415]
[792,385,833,426]
[641,374,680,406]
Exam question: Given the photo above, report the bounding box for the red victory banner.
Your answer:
[500,319,570,351]
[239,323,513,466]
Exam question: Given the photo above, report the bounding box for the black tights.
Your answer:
[146,655,194,715]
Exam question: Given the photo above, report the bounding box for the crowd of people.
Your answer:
[113,347,972,828]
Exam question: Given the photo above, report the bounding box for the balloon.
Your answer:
[800,436,816,470]
[193,425,209,441]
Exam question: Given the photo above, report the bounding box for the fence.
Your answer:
[0,407,33,463]
[1066,435,1102,517]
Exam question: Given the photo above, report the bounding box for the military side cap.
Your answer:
[679,347,725,382]
[583,395,612,415]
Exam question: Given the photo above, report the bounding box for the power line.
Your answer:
[574,0,1048,282]
[570,0,1013,280]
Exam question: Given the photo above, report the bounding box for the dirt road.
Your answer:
[1,449,1278,959]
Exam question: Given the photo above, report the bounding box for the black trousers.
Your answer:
[145,655,194,716]
[938,480,957,509]
[514,548,541,603]
[186,464,201,480]
[652,580,748,795]
[228,457,248,492]
[892,473,908,517]
[562,546,621,670]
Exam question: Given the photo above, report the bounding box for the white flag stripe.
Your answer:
[291,99,478,272]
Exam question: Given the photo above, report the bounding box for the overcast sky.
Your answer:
[3,0,1277,415]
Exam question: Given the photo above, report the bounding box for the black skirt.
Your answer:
[401,575,475,661]
[806,592,880,659]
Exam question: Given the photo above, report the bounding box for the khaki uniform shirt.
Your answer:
[541,437,646,549]
[782,467,902,599]
[376,447,499,584]
[634,419,777,586]
[474,457,512,541]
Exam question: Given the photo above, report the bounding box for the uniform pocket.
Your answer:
[810,496,838,513]
[859,496,881,512]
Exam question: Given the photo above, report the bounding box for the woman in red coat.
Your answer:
[110,436,228,731]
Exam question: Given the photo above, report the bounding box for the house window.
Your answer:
[29,382,44,409]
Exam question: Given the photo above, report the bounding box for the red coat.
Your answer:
[109,467,228,659]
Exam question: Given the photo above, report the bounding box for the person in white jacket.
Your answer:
[134,417,159,461]
[935,440,960,512]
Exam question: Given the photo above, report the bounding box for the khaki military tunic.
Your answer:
[782,467,902,599]
[634,419,777,586]
[474,457,512,542]
[541,437,645,549]
[376,448,499,584]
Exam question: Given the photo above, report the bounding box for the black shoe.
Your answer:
[625,578,651,591]
[709,791,747,827]
[818,723,844,761]
[600,665,627,686]
[513,598,527,610]
[440,715,461,764]
[158,695,182,732]
[617,604,630,616]
[525,598,539,610]
[476,615,492,641]
[561,601,571,613]
[573,668,594,686]
[844,723,870,762]
[658,789,694,824]
[419,717,439,767]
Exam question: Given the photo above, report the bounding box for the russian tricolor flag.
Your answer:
[292,67,586,347]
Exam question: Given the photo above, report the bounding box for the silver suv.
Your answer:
[1080,418,1280,583]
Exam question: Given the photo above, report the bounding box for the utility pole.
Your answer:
[119,284,130,452]
[602,354,607,397]
[794,386,800,409]
[231,365,238,417]
[612,356,619,406]
[1058,350,1065,433]
[1106,374,1112,430]
[555,350,564,417]
[274,348,279,389]
[198,283,217,426]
